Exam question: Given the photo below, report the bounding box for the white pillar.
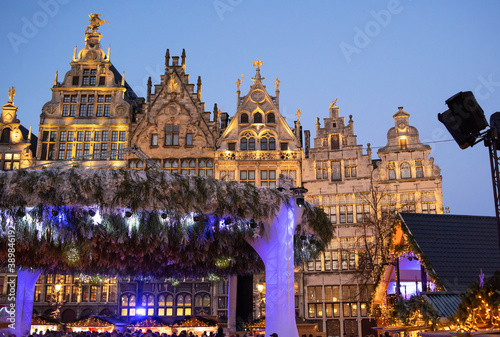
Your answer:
[227,274,238,332]
[247,200,300,337]
[12,269,41,337]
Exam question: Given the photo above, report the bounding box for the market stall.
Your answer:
[66,316,114,333]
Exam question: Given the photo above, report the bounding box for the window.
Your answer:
[181,159,196,175]
[2,153,20,170]
[101,286,108,302]
[194,293,211,315]
[81,285,89,302]
[308,286,322,303]
[35,285,41,302]
[176,294,192,316]
[344,303,358,317]
[267,113,275,123]
[198,159,213,177]
[240,113,249,123]
[70,286,78,302]
[401,162,411,179]
[240,170,255,185]
[261,138,268,150]
[421,191,437,214]
[331,161,341,181]
[119,131,126,141]
[220,170,235,181]
[164,160,179,173]
[99,76,106,86]
[165,125,180,146]
[158,294,174,316]
[240,133,256,151]
[121,294,136,316]
[342,285,357,301]
[72,76,79,85]
[269,137,275,150]
[90,286,97,301]
[260,132,275,151]
[151,134,158,146]
[325,286,340,302]
[344,159,357,178]
[416,160,424,178]
[228,142,236,151]
[308,303,323,318]
[316,161,328,180]
[400,137,408,149]
[254,112,263,123]
[401,193,416,212]
[388,162,396,180]
[249,137,255,150]
[331,134,340,150]
[327,206,337,224]
[141,294,155,316]
[280,142,288,151]
[186,133,193,146]
[356,204,370,223]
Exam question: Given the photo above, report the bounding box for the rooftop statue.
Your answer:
[85,13,109,34]
[8,86,15,104]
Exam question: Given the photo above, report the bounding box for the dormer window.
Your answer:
[241,113,249,123]
[267,113,275,123]
[254,112,262,123]
[399,137,408,150]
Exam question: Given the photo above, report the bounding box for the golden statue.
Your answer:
[236,74,243,91]
[253,59,263,70]
[85,13,109,34]
[295,108,301,122]
[8,86,15,104]
[329,98,338,109]
[168,73,178,92]
[275,78,280,90]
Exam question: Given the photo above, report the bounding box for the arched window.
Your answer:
[164,159,179,174]
[261,138,268,150]
[158,293,173,316]
[241,113,249,123]
[141,293,155,316]
[194,293,211,315]
[254,112,263,123]
[269,137,276,150]
[0,128,11,143]
[267,113,275,123]
[121,294,136,317]
[249,138,255,150]
[176,294,192,316]
[240,138,247,150]
[400,162,411,179]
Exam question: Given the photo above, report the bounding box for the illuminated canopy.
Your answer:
[0,168,332,278]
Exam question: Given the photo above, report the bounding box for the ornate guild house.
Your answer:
[0,16,444,337]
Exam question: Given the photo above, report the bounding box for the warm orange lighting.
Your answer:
[257,283,264,293]
[55,284,62,292]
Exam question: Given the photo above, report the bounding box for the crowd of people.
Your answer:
[5,328,278,337]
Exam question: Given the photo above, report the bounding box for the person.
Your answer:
[215,328,224,337]
[270,334,278,337]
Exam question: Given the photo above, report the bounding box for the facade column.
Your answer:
[13,269,41,337]
[247,200,301,337]
[227,274,238,332]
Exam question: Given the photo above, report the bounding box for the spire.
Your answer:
[181,49,186,71]
[107,45,110,61]
[121,71,125,86]
[53,71,58,87]
[251,59,264,82]
[147,77,152,97]
[72,45,77,61]
[28,125,32,142]
[165,49,170,73]
[197,76,202,100]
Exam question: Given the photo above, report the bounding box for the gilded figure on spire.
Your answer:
[8,86,15,104]
[85,13,109,34]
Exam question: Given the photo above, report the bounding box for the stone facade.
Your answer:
[0,21,443,336]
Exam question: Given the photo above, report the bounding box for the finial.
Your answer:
[121,71,125,86]
[251,59,264,82]
[349,115,353,122]
[295,109,301,123]
[85,13,109,34]
[8,86,15,104]
[54,71,58,87]
[181,49,186,65]
[213,103,218,116]
[107,45,111,61]
[147,77,152,96]
[165,49,170,71]
[72,45,77,61]
[28,125,32,141]
[236,74,243,91]
[275,78,280,91]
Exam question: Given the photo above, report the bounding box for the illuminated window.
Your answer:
[141,293,155,316]
[158,293,173,316]
[34,285,41,302]
[401,162,411,179]
[3,153,20,170]
[176,294,192,316]
[260,170,276,187]
[165,125,179,146]
[121,294,136,317]
[90,286,97,302]
[400,137,408,149]
[308,286,322,303]
[421,191,437,214]
[194,293,211,315]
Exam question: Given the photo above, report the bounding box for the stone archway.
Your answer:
[61,309,77,323]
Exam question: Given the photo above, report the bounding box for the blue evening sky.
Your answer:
[1,1,499,216]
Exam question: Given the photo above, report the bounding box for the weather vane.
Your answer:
[85,13,109,34]
[253,59,263,71]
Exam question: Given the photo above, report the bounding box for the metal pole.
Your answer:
[486,128,500,254]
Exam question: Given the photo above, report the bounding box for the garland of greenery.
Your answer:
[0,168,332,278]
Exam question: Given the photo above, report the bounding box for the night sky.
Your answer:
[1,0,499,216]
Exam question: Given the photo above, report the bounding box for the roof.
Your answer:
[422,292,462,318]
[399,213,500,293]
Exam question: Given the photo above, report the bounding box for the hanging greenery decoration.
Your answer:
[0,168,333,279]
